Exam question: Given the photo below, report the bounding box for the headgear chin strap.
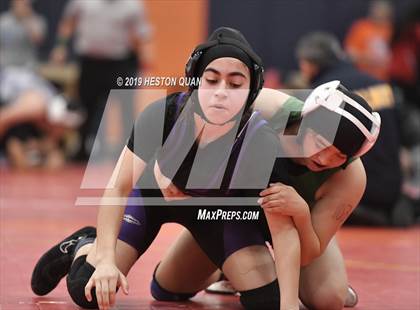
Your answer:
[302,80,381,157]
[193,99,245,126]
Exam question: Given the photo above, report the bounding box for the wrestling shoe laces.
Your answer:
[59,236,84,254]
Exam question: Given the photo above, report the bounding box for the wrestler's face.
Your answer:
[198,57,250,125]
[302,129,347,171]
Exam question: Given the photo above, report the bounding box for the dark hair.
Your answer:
[296,32,345,69]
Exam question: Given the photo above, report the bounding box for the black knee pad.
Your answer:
[150,263,197,301]
[239,280,280,310]
[66,255,98,309]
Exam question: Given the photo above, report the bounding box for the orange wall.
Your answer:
[144,0,208,84]
[135,0,207,110]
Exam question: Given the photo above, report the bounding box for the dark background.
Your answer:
[209,0,419,75]
[1,0,418,76]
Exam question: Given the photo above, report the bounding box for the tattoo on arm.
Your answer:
[333,203,353,222]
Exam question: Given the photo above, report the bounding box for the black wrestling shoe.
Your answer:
[31,226,96,296]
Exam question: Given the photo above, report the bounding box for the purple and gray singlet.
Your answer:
[120,92,283,267]
[118,189,267,267]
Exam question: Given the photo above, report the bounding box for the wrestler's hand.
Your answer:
[154,160,191,201]
[258,182,309,218]
[85,261,129,310]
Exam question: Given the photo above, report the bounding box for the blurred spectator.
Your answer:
[344,0,393,81]
[390,5,420,105]
[0,0,46,69]
[50,0,153,160]
[283,70,308,89]
[389,5,420,205]
[263,67,284,89]
[296,31,417,226]
[0,67,84,169]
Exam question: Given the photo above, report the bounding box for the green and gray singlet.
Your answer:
[268,96,353,207]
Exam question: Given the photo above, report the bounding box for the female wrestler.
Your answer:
[31,27,298,309]
[151,81,381,310]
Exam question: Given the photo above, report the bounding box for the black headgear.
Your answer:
[302,81,381,158]
[185,27,264,114]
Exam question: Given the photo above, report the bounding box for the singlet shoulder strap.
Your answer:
[162,92,187,145]
[221,112,268,190]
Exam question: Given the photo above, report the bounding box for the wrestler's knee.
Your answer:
[302,284,346,310]
[66,256,98,309]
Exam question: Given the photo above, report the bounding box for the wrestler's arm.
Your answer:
[258,133,301,310]
[95,98,166,263]
[294,159,366,264]
[87,99,165,307]
[95,147,146,263]
[85,146,146,308]
[252,88,291,119]
[265,212,301,310]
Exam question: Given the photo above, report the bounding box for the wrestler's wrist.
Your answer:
[292,204,310,223]
[96,255,116,265]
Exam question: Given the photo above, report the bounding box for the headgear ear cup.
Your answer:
[185,41,216,80]
[353,111,381,157]
[185,51,198,81]
[250,63,264,103]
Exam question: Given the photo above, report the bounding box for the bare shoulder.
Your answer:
[318,158,367,202]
